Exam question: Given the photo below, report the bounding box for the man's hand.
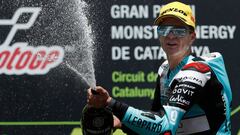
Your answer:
[113,115,122,128]
[87,86,112,108]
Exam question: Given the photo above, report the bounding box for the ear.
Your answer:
[189,32,196,45]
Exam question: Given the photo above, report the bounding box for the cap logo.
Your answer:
[161,8,187,16]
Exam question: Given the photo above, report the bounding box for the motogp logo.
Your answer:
[0,7,64,75]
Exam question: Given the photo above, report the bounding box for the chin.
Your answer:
[167,51,186,58]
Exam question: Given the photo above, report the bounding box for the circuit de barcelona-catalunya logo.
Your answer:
[0,7,64,75]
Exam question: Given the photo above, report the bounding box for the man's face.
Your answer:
[159,17,196,57]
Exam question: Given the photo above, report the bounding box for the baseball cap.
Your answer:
[154,1,195,29]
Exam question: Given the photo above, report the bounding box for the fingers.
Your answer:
[87,88,93,106]
[95,86,109,96]
[95,86,105,94]
[87,86,104,96]
[113,115,122,128]
[87,86,110,108]
[87,88,92,97]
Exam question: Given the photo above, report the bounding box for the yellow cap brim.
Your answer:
[154,15,189,27]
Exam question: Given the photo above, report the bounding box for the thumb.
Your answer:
[95,86,109,96]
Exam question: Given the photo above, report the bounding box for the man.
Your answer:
[87,1,232,135]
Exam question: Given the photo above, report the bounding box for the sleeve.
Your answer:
[110,99,184,135]
[120,75,162,134]
[151,75,163,112]
[151,61,167,112]
[109,62,211,135]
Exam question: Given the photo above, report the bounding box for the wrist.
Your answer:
[106,97,116,108]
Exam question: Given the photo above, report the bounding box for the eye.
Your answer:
[172,28,187,37]
[157,26,174,36]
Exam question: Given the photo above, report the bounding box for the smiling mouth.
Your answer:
[167,43,177,46]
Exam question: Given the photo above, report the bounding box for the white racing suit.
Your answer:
[109,52,232,135]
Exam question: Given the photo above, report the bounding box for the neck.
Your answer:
[167,51,191,70]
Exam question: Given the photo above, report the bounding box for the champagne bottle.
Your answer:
[81,89,113,135]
